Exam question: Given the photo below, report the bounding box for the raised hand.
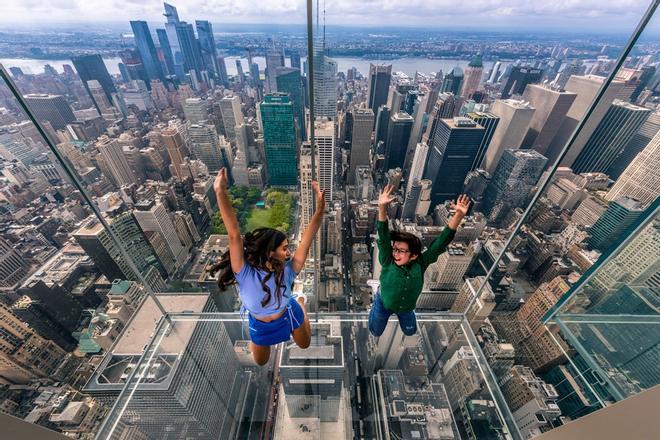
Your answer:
[312,181,326,211]
[450,194,471,217]
[378,184,396,207]
[214,167,229,194]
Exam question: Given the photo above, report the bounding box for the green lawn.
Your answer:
[245,207,274,232]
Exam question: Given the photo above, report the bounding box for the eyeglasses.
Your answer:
[392,247,410,255]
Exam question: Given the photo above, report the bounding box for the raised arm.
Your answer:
[292,181,325,273]
[376,185,396,265]
[420,194,471,269]
[214,168,244,274]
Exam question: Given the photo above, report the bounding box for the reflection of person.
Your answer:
[368,185,471,337]
[210,168,325,365]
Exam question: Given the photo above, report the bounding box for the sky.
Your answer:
[0,0,654,34]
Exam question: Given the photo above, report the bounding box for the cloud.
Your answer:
[0,0,651,30]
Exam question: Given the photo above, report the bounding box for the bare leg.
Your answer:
[250,342,271,366]
[292,297,312,349]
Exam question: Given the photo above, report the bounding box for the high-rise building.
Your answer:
[313,46,338,119]
[130,21,164,82]
[10,295,78,351]
[501,66,543,99]
[161,124,190,180]
[74,215,166,291]
[367,64,392,114]
[520,85,577,161]
[134,200,187,271]
[466,112,500,171]
[23,94,75,130]
[218,96,244,142]
[175,22,205,80]
[460,55,484,99]
[588,197,645,252]
[315,118,336,200]
[0,237,29,288]
[183,97,209,124]
[187,124,224,172]
[156,28,175,76]
[87,80,113,113]
[606,128,660,207]
[442,346,484,411]
[348,108,374,184]
[0,302,68,384]
[442,67,464,96]
[483,99,535,173]
[275,67,305,140]
[374,105,391,147]
[482,149,548,223]
[406,142,429,195]
[261,94,298,186]
[163,2,184,78]
[499,366,561,438]
[383,112,414,172]
[450,277,496,332]
[571,100,650,174]
[423,117,485,205]
[265,42,285,93]
[299,142,315,234]
[402,178,422,220]
[607,111,660,180]
[425,243,475,291]
[72,54,117,104]
[555,75,625,169]
[96,136,138,187]
[195,20,219,78]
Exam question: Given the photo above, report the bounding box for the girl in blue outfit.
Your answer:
[210,168,325,365]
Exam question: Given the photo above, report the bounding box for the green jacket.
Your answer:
[377,220,456,313]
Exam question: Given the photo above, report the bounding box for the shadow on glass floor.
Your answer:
[88,295,519,439]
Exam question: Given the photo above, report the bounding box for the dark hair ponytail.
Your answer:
[208,227,288,308]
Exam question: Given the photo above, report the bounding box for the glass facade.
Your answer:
[0,0,658,438]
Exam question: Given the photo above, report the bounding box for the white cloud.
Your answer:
[0,0,652,30]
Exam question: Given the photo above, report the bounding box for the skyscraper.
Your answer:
[0,237,29,288]
[588,197,645,252]
[74,215,166,292]
[183,97,209,124]
[87,80,113,113]
[187,124,224,172]
[260,94,298,186]
[501,66,543,99]
[465,112,500,171]
[218,96,244,142]
[555,75,625,168]
[406,142,429,195]
[96,136,138,187]
[265,42,285,93]
[607,111,660,180]
[161,124,190,180]
[163,2,184,78]
[374,105,391,147]
[130,21,164,82]
[482,149,548,223]
[315,118,336,200]
[520,85,577,160]
[606,128,660,207]
[23,94,75,130]
[195,20,219,78]
[156,28,175,76]
[571,100,650,174]
[313,46,338,119]
[442,67,464,96]
[367,64,392,114]
[276,67,305,140]
[134,200,187,270]
[423,117,485,205]
[175,22,205,81]
[383,112,414,172]
[483,99,535,173]
[348,108,374,184]
[460,55,484,99]
[72,54,116,104]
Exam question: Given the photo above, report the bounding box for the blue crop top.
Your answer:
[234,260,298,317]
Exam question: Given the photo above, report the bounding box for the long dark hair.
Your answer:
[209,227,288,308]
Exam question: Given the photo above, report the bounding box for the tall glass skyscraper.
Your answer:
[175,22,206,81]
[129,21,164,83]
[195,20,219,78]
[260,94,298,186]
[275,67,305,140]
[71,54,116,103]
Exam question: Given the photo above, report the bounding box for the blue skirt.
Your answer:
[247,297,305,346]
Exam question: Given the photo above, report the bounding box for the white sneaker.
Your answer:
[367,279,381,295]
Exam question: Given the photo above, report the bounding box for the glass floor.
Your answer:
[87,295,520,440]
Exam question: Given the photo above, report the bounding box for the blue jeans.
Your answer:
[368,293,417,337]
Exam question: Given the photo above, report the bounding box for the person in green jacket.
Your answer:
[368,184,471,336]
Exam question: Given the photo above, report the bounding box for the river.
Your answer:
[1,56,512,79]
